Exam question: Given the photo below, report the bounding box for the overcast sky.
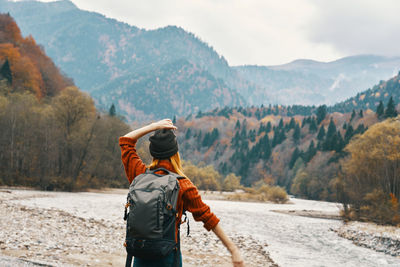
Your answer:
[38,0,400,66]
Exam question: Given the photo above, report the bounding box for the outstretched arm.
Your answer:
[123,119,177,139]
[212,224,245,267]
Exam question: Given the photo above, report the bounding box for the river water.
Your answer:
[13,191,400,267]
[205,198,400,267]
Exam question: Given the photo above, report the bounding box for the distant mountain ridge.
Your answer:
[331,72,400,113]
[235,55,400,106]
[2,0,400,120]
[92,59,244,120]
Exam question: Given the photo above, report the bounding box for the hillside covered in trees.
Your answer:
[175,75,400,205]
[331,73,400,113]
[0,14,130,190]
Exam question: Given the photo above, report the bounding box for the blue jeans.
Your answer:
[133,250,182,267]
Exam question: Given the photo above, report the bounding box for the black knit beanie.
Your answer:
[149,129,178,159]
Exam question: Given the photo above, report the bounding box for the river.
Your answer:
[8,190,400,266]
[205,198,400,267]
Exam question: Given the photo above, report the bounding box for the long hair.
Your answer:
[147,152,187,178]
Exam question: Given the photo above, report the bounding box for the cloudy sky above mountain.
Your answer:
[36,0,400,66]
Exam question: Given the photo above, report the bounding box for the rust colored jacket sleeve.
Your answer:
[181,178,220,231]
[119,137,147,184]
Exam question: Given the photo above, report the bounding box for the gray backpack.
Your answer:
[123,168,184,266]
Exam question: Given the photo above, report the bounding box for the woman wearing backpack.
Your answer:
[120,118,244,267]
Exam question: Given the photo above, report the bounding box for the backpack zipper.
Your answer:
[157,197,160,229]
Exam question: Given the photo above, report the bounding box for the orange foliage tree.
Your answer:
[339,117,400,225]
[0,14,72,98]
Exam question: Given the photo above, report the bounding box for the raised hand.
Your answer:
[152,119,177,131]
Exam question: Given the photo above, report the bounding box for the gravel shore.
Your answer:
[0,189,277,267]
[333,221,400,257]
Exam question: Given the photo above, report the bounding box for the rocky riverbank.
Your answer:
[333,221,400,257]
[0,189,277,266]
[271,203,400,259]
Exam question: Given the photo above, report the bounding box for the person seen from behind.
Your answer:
[120,119,245,267]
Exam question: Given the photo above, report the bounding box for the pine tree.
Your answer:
[260,134,271,160]
[0,59,12,84]
[249,129,256,142]
[288,118,296,130]
[355,124,366,134]
[384,96,398,118]
[235,120,241,130]
[196,130,202,148]
[211,128,219,142]
[350,110,356,121]
[240,126,247,138]
[278,118,284,129]
[108,103,116,116]
[326,118,337,139]
[293,124,301,143]
[289,148,301,169]
[322,118,338,151]
[266,121,272,132]
[317,126,325,141]
[335,131,345,152]
[344,125,354,143]
[376,100,384,118]
[301,117,306,128]
[305,140,316,163]
[172,115,176,124]
[309,118,317,133]
[185,128,191,139]
[316,105,327,124]
[231,131,240,147]
[272,128,285,147]
[359,110,363,118]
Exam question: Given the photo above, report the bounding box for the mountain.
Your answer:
[92,59,244,120]
[331,72,400,113]
[3,0,400,120]
[235,55,400,106]
[0,0,247,119]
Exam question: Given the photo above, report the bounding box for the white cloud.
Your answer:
[308,0,400,57]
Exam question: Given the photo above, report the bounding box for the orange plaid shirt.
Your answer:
[119,137,220,240]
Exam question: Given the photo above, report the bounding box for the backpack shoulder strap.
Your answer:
[125,253,133,267]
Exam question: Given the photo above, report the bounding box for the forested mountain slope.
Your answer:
[3,0,400,120]
[175,74,399,201]
[331,72,400,113]
[0,14,130,190]
[0,0,246,119]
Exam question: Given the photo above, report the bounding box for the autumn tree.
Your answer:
[52,86,96,180]
[183,161,221,190]
[223,173,241,192]
[339,117,400,225]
